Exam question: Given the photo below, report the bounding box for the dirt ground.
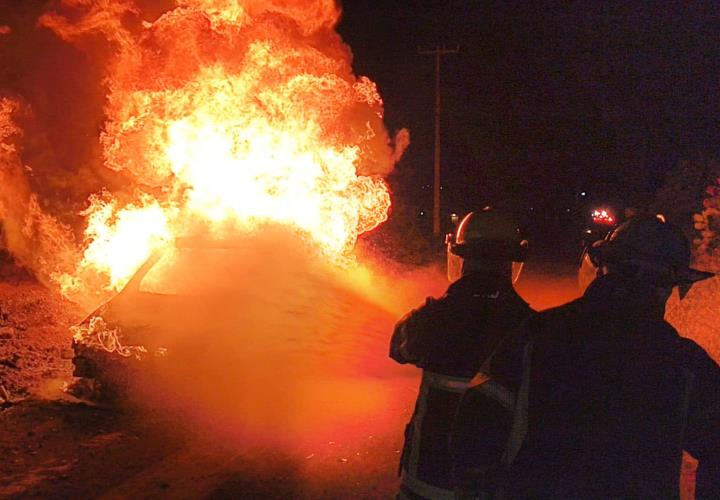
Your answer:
[0,393,412,499]
[0,260,83,403]
[0,255,705,499]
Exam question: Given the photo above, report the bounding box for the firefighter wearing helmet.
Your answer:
[499,216,720,498]
[390,208,534,500]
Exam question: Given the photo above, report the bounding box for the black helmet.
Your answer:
[447,208,528,262]
[590,215,714,295]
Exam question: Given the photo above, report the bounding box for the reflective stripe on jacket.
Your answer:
[391,272,534,499]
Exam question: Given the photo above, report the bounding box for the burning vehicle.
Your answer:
[0,0,410,420]
[1,0,408,307]
[69,232,362,402]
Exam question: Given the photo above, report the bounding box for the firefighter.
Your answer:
[390,208,534,500]
[504,215,720,498]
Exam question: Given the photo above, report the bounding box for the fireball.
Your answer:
[39,0,405,303]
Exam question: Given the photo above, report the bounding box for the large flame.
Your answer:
[36,0,404,303]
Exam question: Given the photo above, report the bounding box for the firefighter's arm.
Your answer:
[389,297,438,366]
[683,343,720,500]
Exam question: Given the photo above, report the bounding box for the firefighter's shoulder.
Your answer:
[523,298,584,339]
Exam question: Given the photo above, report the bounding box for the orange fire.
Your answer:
[39,0,404,302]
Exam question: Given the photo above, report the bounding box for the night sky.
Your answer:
[338,1,720,225]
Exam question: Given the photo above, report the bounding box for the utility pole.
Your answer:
[419,45,459,237]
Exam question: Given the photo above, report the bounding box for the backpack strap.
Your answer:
[468,325,515,388]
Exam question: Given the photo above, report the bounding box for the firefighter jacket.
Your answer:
[390,272,533,500]
[504,273,720,499]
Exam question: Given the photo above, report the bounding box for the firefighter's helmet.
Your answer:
[446,208,528,282]
[589,215,714,297]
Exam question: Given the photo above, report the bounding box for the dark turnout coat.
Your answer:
[390,272,533,499]
[505,274,720,499]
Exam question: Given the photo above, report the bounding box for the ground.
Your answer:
[0,253,709,499]
[0,261,83,403]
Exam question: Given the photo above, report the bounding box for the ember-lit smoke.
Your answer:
[97,227,444,444]
[0,0,408,309]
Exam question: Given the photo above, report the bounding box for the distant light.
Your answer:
[530,207,535,211]
[419,211,425,216]
[591,208,615,225]
[580,191,587,197]
[566,208,571,212]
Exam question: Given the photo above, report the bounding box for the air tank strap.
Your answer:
[422,371,472,393]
